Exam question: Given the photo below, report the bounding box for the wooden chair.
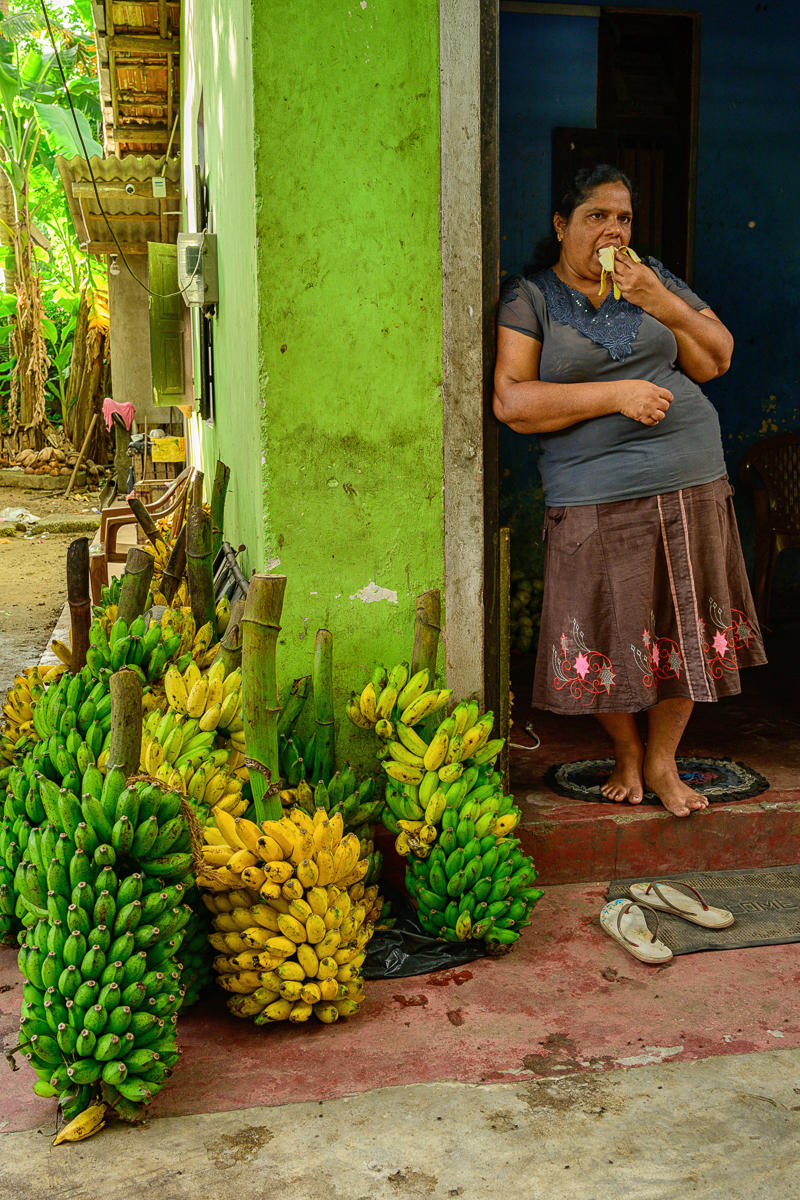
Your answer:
[738,433,800,625]
[91,465,199,600]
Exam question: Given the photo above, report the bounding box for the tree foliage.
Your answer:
[0,1,105,446]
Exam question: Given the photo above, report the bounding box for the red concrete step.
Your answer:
[509,653,800,885]
[516,789,800,886]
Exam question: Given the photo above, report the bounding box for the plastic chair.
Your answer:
[738,433,800,625]
[91,465,199,600]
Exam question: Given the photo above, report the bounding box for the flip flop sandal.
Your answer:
[628,881,734,929]
[600,898,673,965]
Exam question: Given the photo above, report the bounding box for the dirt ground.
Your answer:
[0,483,102,694]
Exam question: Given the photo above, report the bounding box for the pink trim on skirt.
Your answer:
[531,477,767,714]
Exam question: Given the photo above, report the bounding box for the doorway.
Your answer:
[494,3,701,719]
[488,1,799,881]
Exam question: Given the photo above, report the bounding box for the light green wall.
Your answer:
[182,0,266,570]
[249,2,445,749]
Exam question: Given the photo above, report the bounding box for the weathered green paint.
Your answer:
[181,0,266,570]
[183,1,445,760]
[251,2,444,752]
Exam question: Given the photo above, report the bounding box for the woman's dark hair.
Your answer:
[524,164,636,275]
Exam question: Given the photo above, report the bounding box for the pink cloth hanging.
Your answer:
[102,398,136,431]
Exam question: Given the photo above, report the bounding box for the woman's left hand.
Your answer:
[612,253,665,309]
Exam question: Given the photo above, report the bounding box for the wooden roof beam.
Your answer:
[113,125,172,141]
[106,34,179,53]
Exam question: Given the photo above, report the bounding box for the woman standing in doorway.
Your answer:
[493,164,766,817]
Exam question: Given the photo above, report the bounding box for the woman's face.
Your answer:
[554,182,633,279]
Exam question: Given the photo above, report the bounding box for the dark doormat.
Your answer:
[606,866,800,954]
[545,757,769,805]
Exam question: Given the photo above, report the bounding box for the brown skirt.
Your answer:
[532,477,767,714]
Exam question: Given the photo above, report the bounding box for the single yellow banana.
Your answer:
[358,681,378,723]
[52,1103,106,1145]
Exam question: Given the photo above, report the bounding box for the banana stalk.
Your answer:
[411,590,442,741]
[187,505,217,636]
[311,631,334,787]
[242,575,287,823]
[107,669,143,777]
[412,590,441,679]
[128,496,168,558]
[498,526,511,789]
[117,546,156,626]
[214,597,245,675]
[66,536,91,673]
[210,460,230,560]
[161,524,187,605]
[277,675,311,739]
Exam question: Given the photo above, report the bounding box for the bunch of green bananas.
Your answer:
[278,773,384,888]
[0,670,115,946]
[390,757,542,949]
[0,770,38,942]
[405,825,542,948]
[13,770,199,1124]
[347,658,543,949]
[31,669,113,755]
[85,615,182,686]
[200,807,380,1024]
[91,575,124,620]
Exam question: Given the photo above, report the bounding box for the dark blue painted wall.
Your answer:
[499,1,800,578]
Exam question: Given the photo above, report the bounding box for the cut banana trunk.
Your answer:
[598,244,641,299]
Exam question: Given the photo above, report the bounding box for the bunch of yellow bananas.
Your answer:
[0,665,64,765]
[139,706,246,820]
[380,703,505,788]
[163,660,244,749]
[156,606,218,667]
[346,661,451,733]
[199,806,379,1024]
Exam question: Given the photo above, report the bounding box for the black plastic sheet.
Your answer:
[363,889,488,979]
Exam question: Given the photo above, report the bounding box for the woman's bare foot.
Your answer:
[600,747,645,804]
[644,756,709,817]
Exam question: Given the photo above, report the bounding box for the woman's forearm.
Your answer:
[645,291,733,382]
[492,378,622,434]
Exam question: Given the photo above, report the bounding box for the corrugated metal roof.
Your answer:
[91,1,181,157]
[56,154,182,256]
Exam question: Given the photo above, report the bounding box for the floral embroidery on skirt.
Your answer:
[551,619,616,702]
[532,479,767,714]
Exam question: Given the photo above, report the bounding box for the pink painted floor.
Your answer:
[4,879,800,1132]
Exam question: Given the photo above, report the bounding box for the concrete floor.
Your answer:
[2,1051,798,1200]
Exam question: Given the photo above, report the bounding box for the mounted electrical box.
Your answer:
[176,232,219,307]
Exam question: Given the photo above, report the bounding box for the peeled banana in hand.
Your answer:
[597,244,641,299]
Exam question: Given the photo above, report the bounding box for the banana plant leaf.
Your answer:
[33,101,101,160]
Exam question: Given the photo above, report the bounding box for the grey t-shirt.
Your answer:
[496,260,727,506]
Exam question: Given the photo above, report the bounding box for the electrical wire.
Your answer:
[38,0,201,301]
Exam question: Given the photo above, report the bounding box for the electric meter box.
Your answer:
[176,232,219,307]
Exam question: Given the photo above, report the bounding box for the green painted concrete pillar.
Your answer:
[249,1,445,754]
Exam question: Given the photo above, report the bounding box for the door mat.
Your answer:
[544,757,769,805]
[606,866,800,954]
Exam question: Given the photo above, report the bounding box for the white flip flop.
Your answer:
[600,898,673,965]
[628,881,734,930]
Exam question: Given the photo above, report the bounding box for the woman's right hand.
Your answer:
[617,380,673,425]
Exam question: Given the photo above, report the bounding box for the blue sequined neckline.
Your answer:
[532,269,643,362]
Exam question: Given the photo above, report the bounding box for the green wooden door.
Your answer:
[148,242,188,406]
